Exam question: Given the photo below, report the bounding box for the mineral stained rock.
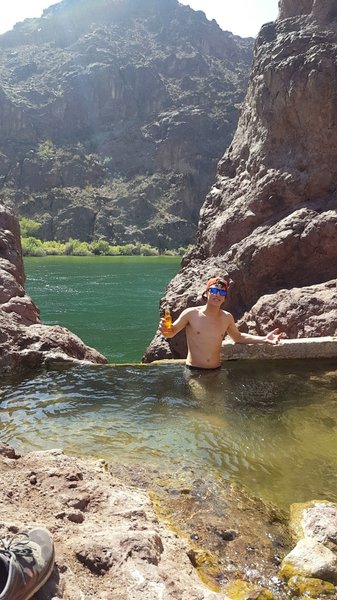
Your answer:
[0,444,291,599]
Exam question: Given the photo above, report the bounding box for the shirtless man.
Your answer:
[160,276,284,370]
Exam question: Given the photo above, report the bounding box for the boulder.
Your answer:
[289,500,337,546]
[280,500,337,592]
[238,281,337,339]
[280,538,337,584]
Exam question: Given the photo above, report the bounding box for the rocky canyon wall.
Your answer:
[144,0,337,361]
[0,0,252,250]
[0,205,107,373]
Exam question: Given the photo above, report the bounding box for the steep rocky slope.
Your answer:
[0,203,107,372]
[0,0,252,249]
[144,0,337,361]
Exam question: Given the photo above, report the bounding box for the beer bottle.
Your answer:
[164,306,172,330]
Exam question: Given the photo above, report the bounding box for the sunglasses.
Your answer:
[208,286,227,297]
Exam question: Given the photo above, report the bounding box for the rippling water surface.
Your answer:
[1,359,337,510]
[24,256,180,363]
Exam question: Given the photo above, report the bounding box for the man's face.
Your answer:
[207,282,228,305]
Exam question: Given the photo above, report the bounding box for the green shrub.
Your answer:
[19,217,42,238]
[119,244,137,255]
[36,139,56,159]
[89,240,111,255]
[64,239,93,256]
[21,233,179,257]
[178,245,193,256]
[163,249,178,256]
[21,237,46,257]
[108,245,123,256]
[74,242,93,256]
[43,240,66,255]
[140,244,159,256]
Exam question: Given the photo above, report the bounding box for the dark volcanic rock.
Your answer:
[0,0,253,249]
[144,0,337,361]
[0,204,107,373]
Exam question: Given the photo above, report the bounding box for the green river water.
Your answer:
[0,256,336,512]
[24,255,180,363]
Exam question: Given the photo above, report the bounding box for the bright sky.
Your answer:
[0,0,279,38]
[1,1,62,35]
[178,0,279,37]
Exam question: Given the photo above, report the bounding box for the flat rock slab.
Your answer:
[146,337,337,366]
[221,337,337,361]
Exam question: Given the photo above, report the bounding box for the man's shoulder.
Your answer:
[182,304,204,312]
[221,309,234,320]
[179,306,199,320]
[180,306,204,320]
[181,306,197,314]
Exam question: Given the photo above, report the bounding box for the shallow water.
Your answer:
[1,358,337,511]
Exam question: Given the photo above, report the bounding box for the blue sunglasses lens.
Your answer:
[209,287,227,297]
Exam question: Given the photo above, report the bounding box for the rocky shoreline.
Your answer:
[1,443,337,599]
[0,204,107,374]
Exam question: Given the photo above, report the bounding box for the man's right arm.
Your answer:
[160,307,193,339]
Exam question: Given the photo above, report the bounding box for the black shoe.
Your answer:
[0,528,55,600]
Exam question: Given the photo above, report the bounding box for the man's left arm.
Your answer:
[225,314,284,345]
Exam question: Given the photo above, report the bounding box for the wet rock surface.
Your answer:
[1,444,336,599]
[145,0,337,361]
[110,463,291,597]
[0,204,107,373]
[0,445,289,599]
[280,500,337,594]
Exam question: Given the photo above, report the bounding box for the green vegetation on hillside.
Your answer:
[20,218,190,257]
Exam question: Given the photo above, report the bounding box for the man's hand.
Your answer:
[264,328,286,345]
[160,318,174,338]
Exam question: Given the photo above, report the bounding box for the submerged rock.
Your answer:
[222,580,276,599]
[287,575,335,598]
[280,538,337,584]
[110,462,291,596]
[281,499,337,594]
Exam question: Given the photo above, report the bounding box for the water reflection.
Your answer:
[0,359,336,510]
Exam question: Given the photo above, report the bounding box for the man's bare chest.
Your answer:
[188,314,226,340]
